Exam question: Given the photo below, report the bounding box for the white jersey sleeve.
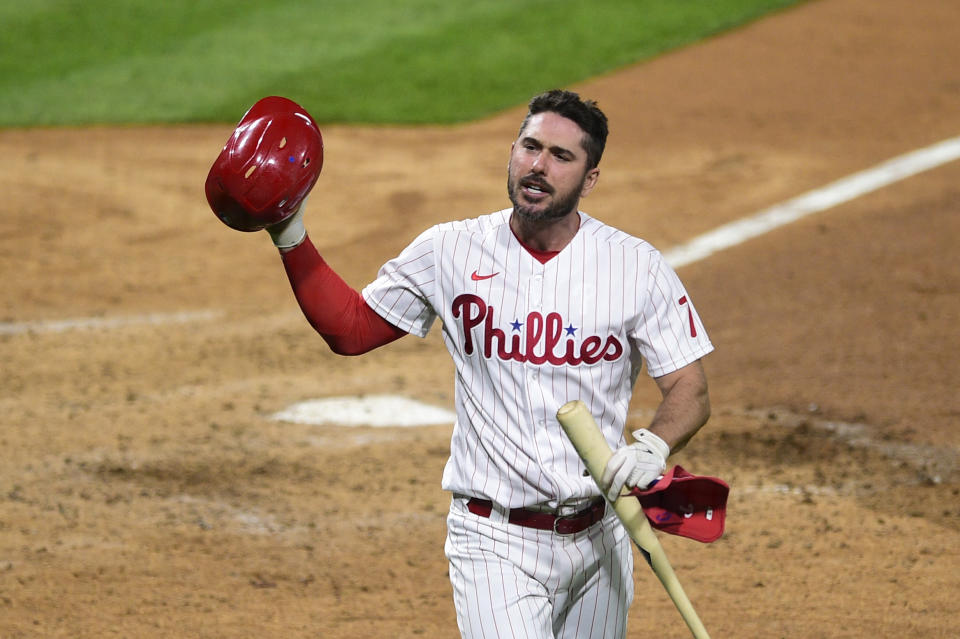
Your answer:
[361,226,439,338]
[632,248,713,377]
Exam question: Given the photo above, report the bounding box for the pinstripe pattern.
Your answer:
[362,209,713,508]
[445,497,633,639]
[362,209,712,636]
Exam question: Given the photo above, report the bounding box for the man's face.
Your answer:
[507,111,599,223]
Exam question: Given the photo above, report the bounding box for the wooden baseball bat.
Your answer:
[556,400,711,639]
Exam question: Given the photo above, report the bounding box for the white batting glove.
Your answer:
[266,199,308,250]
[600,429,670,501]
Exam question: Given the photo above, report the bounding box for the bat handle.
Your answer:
[557,400,711,639]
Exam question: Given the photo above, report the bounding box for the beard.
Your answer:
[507,163,586,223]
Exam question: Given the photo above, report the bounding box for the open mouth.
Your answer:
[521,177,553,197]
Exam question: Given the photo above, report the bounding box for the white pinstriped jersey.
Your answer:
[362,209,713,510]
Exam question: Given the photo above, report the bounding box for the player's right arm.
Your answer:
[203,96,410,355]
[266,207,408,355]
[202,95,407,355]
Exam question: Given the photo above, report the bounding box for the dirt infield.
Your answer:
[2,0,959,636]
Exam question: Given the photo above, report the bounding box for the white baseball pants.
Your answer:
[445,496,634,638]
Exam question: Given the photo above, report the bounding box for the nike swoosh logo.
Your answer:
[471,270,499,281]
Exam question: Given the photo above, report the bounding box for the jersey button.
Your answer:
[530,275,543,307]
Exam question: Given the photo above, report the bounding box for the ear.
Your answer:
[580,167,600,198]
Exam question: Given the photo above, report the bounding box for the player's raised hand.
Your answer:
[205,96,323,235]
[266,197,308,249]
[600,429,670,501]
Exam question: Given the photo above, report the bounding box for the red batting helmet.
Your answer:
[205,96,324,232]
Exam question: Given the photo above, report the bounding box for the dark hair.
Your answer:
[519,89,609,169]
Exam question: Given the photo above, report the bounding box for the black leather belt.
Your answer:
[467,497,606,534]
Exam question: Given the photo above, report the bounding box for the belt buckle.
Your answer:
[552,512,577,534]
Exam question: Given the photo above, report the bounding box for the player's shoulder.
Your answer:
[577,212,658,257]
[435,209,510,233]
[429,209,511,239]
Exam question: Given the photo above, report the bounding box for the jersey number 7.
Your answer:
[678,296,697,338]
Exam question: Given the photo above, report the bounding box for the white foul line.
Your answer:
[0,310,221,336]
[663,134,960,268]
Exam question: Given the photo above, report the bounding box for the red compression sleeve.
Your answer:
[280,236,407,355]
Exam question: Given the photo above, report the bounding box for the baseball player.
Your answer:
[207,90,713,638]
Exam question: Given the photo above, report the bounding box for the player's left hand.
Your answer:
[600,429,670,501]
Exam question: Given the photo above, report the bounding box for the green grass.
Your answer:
[0,0,803,126]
